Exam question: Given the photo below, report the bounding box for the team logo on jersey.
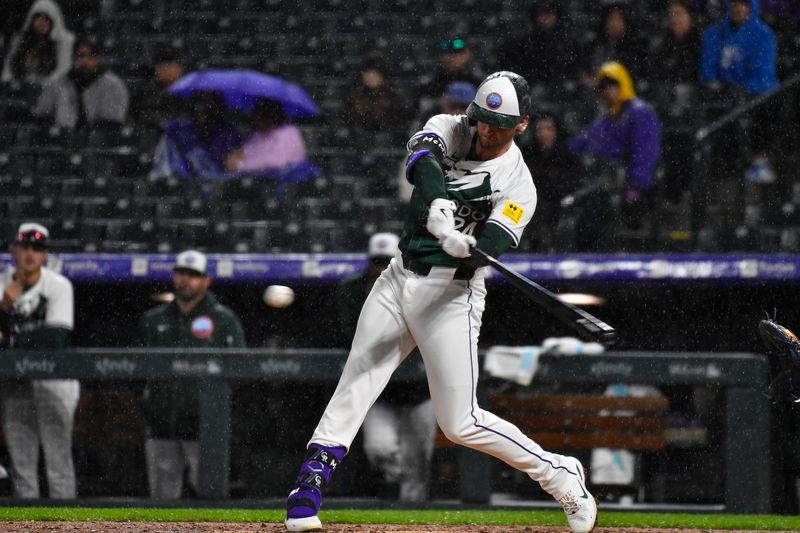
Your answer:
[191,316,215,339]
[486,92,503,110]
[502,201,524,224]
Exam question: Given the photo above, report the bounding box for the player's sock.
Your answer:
[286,444,346,521]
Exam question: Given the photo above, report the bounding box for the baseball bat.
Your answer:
[469,247,617,345]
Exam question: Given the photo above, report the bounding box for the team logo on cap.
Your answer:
[191,316,215,339]
[486,92,503,110]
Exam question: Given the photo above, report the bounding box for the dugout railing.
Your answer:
[0,348,770,513]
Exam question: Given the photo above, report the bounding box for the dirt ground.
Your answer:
[0,523,793,533]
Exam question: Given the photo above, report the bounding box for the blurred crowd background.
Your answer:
[1,0,799,255]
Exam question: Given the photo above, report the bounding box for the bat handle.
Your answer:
[468,246,492,267]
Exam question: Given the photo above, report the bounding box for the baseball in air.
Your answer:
[263,285,295,308]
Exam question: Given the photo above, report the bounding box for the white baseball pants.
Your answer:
[2,379,80,498]
[311,254,576,493]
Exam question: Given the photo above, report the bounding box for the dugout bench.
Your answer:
[0,349,770,513]
[435,392,670,505]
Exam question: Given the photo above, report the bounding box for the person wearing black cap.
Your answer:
[32,33,129,131]
[138,250,245,499]
[285,72,597,533]
[1,222,78,498]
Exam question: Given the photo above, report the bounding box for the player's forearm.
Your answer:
[408,153,448,205]
[475,223,515,259]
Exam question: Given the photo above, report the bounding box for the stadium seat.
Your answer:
[0,124,18,148]
[0,97,32,122]
[83,146,140,177]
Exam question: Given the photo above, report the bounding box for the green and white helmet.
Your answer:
[466,71,531,128]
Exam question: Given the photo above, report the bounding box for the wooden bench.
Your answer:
[436,393,669,452]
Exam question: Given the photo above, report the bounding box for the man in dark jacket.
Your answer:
[138,249,245,499]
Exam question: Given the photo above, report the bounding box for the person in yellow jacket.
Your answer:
[567,61,662,250]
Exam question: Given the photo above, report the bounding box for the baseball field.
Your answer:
[2,507,800,532]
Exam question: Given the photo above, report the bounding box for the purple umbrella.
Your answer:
[168,69,319,118]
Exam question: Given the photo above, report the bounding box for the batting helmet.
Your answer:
[466,71,531,129]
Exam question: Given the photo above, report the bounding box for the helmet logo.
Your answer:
[486,92,503,110]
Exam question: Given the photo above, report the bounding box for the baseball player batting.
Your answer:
[285,71,597,533]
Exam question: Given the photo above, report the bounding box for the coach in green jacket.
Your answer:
[138,249,245,499]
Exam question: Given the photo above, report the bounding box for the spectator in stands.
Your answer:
[567,61,662,250]
[522,112,581,252]
[699,0,781,185]
[397,81,476,203]
[225,98,307,173]
[149,90,241,181]
[415,36,484,117]
[650,0,702,84]
[340,52,406,137]
[584,3,649,82]
[437,81,476,117]
[335,233,436,502]
[0,223,78,499]
[495,1,580,90]
[138,250,245,499]
[32,34,129,131]
[700,0,779,95]
[131,47,189,129]
[649,0,703,204]
[1,0,75,90]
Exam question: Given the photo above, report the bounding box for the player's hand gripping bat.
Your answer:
[468,247,617,345]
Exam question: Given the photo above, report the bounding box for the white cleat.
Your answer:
[554,457,598,533]
[285,515,322,532]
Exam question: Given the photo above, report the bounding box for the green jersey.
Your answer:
[138,291,245,439]
[400,114,537,267]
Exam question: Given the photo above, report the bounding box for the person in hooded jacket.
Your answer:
[567,61,662,251]
[1,0,75,89]
[700,0,781,194]
[700,0,779,96]
[696,0,791,242]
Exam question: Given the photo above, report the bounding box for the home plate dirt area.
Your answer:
[0,524,794,533]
